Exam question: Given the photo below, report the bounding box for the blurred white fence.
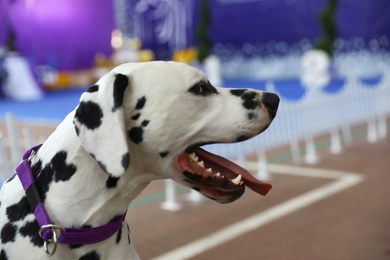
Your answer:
[209,72,389,159]
[1,70,389,211]
[0,114,50,183]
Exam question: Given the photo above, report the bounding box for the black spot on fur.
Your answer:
[131,113,140,120]
[87,84,99,93]
[31,161,53,201]
[247,112,255,120]
[74,125,80,136]
[128,126,144,144]
[112,74,129,111]
[106,176,120,189]
[0,249,7,260]
[6,196,31,222]
[79,251,101,260]
[1,223,17,244]
[52,151,77,182]
[135,96,146,110]
[241,92,260,110]
[19,220,44,247]
[230,89,261,110]
[31,160,42,177]
[74,101,103,130]
[230,89,245,97]
[116,226,122,244]
[31,154,76,202]
[5,173,16,183]
[235,134,251,142]
[128,119,149,144]
[122,152,130,170]
[159,151,169,158]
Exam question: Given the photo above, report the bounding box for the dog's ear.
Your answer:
[73,73,130,177]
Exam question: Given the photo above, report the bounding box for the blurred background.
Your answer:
[0,0,389,259]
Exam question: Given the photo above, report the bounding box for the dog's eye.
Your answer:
[188,81,218,96]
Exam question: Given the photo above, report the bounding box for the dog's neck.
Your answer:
[30,115,152,229]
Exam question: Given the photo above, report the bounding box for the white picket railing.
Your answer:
[0,115,51,183]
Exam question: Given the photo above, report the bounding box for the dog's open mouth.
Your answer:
[177,147,272,203]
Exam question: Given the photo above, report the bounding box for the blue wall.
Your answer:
[129,0,390,59]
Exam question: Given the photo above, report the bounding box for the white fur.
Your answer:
[0,61,275,259]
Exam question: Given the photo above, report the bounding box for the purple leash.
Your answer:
[16,145,126,255]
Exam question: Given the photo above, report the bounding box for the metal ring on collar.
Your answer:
[38,224,65,256]
[27,149,37,162]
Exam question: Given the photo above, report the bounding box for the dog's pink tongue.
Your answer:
[195,148,272,196]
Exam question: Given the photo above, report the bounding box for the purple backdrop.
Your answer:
[0,0,115,70]
[1,0,389,70]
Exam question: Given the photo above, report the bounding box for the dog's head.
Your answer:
[73,61,279,203]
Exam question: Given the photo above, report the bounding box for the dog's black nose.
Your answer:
[262,92,280,118]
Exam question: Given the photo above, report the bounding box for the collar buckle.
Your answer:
[39,224,65,255]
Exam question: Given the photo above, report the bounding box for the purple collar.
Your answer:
[16,145,126,255]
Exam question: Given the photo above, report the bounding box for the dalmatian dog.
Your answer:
[0,61,279,259]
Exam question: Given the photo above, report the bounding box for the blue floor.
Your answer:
[0,88,86,122]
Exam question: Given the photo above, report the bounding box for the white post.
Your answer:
[289,140,301,164]
[235,143,246,169]
[342,125,353,145]
[160,180,182,211]
[330,128,342,154]
[304,135,320,164]
[257,149,271,181]
[22,128,35,151]
[5,113,21,166]
[367,120,378,143]
[236,154,246,169]
[377,116,387,139]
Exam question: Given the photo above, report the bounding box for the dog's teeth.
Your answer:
[231,175,242,185]
[215,172,221,177]
[197,161,205,168]
[207,168,213,173]
[188,153,198,162]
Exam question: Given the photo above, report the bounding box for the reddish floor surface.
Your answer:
[127,134,390,260]
[1,121,389,259]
